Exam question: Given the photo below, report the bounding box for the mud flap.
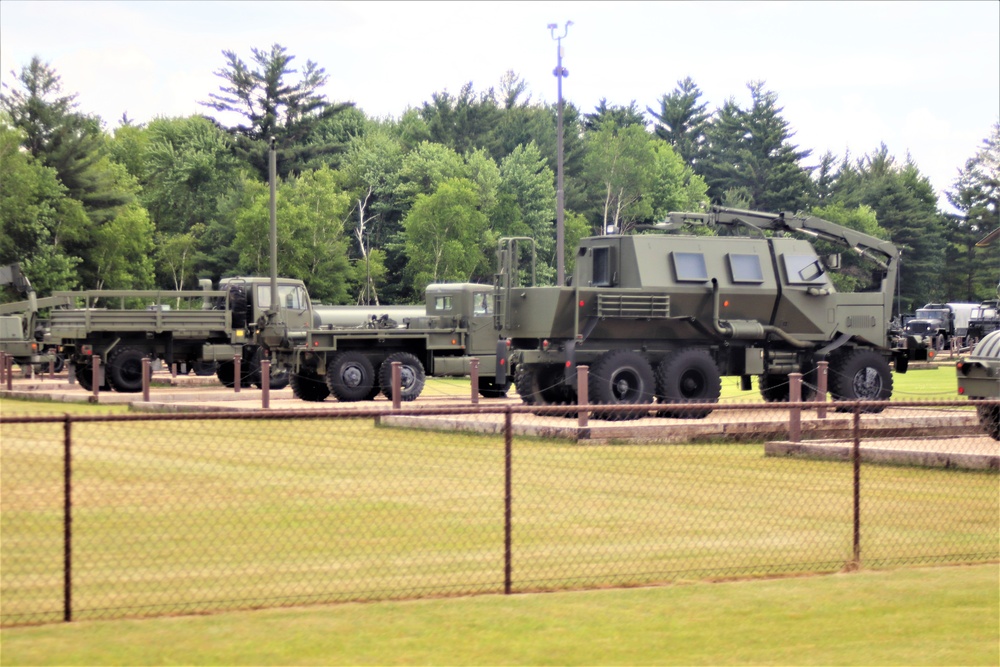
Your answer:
[495,338,508,385]
[562,339,577,384]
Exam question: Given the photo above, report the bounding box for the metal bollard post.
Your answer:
[67,360,75,386]
[0,352,6,387]
[6,354,13,391]
[261,359,270,409]
[816,361,828,419]
[577,365,590,429]
[470,358,479,405]
[233,355,241,394]
[142,357,151,402]
[391,361,401,409]
[171,362,177,378]
[789,372,802,443]
[92,356,101,400]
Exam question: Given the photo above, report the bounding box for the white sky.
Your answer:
[2,0,998,212]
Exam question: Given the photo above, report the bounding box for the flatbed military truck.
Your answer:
[956,329,1000,440]
[0,264,63,373]
[257,281,510,402]
[7,275,308,392]
[493,206,919,419]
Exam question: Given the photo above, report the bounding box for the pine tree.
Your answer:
[648,77,710,168]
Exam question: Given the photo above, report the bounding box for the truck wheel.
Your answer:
[588,350,655,421]
[328,351,377,402]
[975,405,1000,440]
[75,361,111,392]
[107,347,146,393]
[290,367,330,402]
[193,360,217,376]
[478,376,512,398]
[829,349,892,413]
[377,352,426,401]
[514,365,577,416]
[759,367,818,403]
[655,348,721,419]
[216,361,236,388]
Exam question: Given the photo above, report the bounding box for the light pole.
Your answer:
[549,20,572,285]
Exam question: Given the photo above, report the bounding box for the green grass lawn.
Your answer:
[2,407,995,626]
[1,564,997,666]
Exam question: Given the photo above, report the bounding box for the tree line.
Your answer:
[1,44,997,312]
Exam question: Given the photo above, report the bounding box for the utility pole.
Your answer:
[549,21,572,285]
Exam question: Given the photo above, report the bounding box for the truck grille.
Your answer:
[597,294,670,319]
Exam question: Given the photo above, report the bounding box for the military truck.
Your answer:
[956,329,1000,440]
[965,298,1000,343]
[0,273,312,392]
[0,264,66,374]
[257,281,510,402]
[493,206,919,419]
[903,302,978,349]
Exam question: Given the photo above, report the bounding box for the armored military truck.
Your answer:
[494,207,917,419]
[956,329,1000,440]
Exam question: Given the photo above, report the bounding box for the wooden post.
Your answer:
[789,372,802,443]
[470,358,480,405]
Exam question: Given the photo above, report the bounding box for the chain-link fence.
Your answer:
[2,401,997,626]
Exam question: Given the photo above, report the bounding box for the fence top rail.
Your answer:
[0,399,995,425]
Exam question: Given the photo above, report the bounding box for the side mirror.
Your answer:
[823,253,841,270]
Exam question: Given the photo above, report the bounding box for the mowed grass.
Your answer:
[1,564,997,666]
[2,403,996,626]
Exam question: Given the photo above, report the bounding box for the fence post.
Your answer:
[6,354,14,390]
[504,406,512,595]
[577,365,589,429]
[470,358,479,405]
[391,361,401,409]
[67,360,75,386]
[92,356,101,400]
[233,355,241,394]
[261,359,270,409]
[0,352,6,386]
[789,372,802,443]
[851,405,862,569]
[816,361,828,419]
[142,357,151,402]
[63,415,73,623]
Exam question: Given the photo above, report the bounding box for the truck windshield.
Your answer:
[256,285,308,310]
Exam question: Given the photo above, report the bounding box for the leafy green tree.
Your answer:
[156,224,206,291]
[402,178,489,290]
[648,141,709,219]
[232,166,353,303]
[496,142,557,281]
[0,119,85,295]
[944,121,1000,300]
[583,120,657,234]
[394,141,467,207]
[90,202,155,289]
[832,145,944,311]
[420,82,502,158]
[2,57,134,225]
[700,82,814,212]
[583,99,646,132]
[201,43,355,179]
[648,77,710,168]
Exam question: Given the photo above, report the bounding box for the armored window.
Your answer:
[592,247,612,286]
[672,252,708,282]
[728,254,764,283]
[782,254,827,285]
[435,295,453,311]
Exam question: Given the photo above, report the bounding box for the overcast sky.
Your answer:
[2,1,998,211]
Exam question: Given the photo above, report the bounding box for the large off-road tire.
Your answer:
[290,367,330,402]
[514,364,577,417]
[75,360,111,392]
[759,365,818,403]
[107,347,146,393]
[655,348,722,419]
[377,352,426,401]
[588,350,655,421]
[327,351,377,402]
[829,348,892,413]
[193,360,217,376]
[975,405,1000,441]
[478,376,512,399]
